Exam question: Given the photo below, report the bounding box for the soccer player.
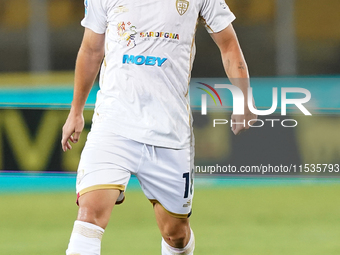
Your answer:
[61,0,255,254]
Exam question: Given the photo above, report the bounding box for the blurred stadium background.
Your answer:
[0,0,340,254]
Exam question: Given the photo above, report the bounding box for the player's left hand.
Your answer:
[231,108,257,135]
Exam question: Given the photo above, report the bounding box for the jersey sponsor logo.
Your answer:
[117,22,137,48]
[140,31,180,40]
[122,55,167,67]
[176,0,189,15]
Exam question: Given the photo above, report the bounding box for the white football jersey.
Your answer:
[81,0,235,149]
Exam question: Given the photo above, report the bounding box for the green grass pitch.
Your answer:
[1,184,340,254]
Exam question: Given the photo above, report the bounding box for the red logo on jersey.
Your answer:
[117,22,137,48]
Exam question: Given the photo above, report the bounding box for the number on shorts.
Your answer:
[183,169,193,198]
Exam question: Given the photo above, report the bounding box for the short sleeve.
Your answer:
[200,0,236,33]
[81,0,107,34]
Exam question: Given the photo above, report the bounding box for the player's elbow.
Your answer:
[220,38,242,59]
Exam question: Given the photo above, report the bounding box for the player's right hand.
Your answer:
[231,108,257,135]
[61,111,85,152]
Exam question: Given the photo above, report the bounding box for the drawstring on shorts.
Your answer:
[143,144,157,162]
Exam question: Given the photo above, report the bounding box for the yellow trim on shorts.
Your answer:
[150,199,190,219]
[79,184,125,196]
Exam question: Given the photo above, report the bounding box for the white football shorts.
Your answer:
[76,120,195,218]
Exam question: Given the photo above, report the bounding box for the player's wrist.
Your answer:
[69,105,84,117]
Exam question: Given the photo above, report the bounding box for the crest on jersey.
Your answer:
[176,0,189,15]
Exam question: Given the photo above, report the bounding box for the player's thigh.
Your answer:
[75,125,141,228]
[77,189,121,229]
[138,145,195,218]
[76,125,142,205]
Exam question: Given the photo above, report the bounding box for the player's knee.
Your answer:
[168,234,187,248]
[77,205,110,229]
[163,224,191,248]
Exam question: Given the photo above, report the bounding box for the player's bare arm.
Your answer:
[61,28,105,151]
[211,24,257,135]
